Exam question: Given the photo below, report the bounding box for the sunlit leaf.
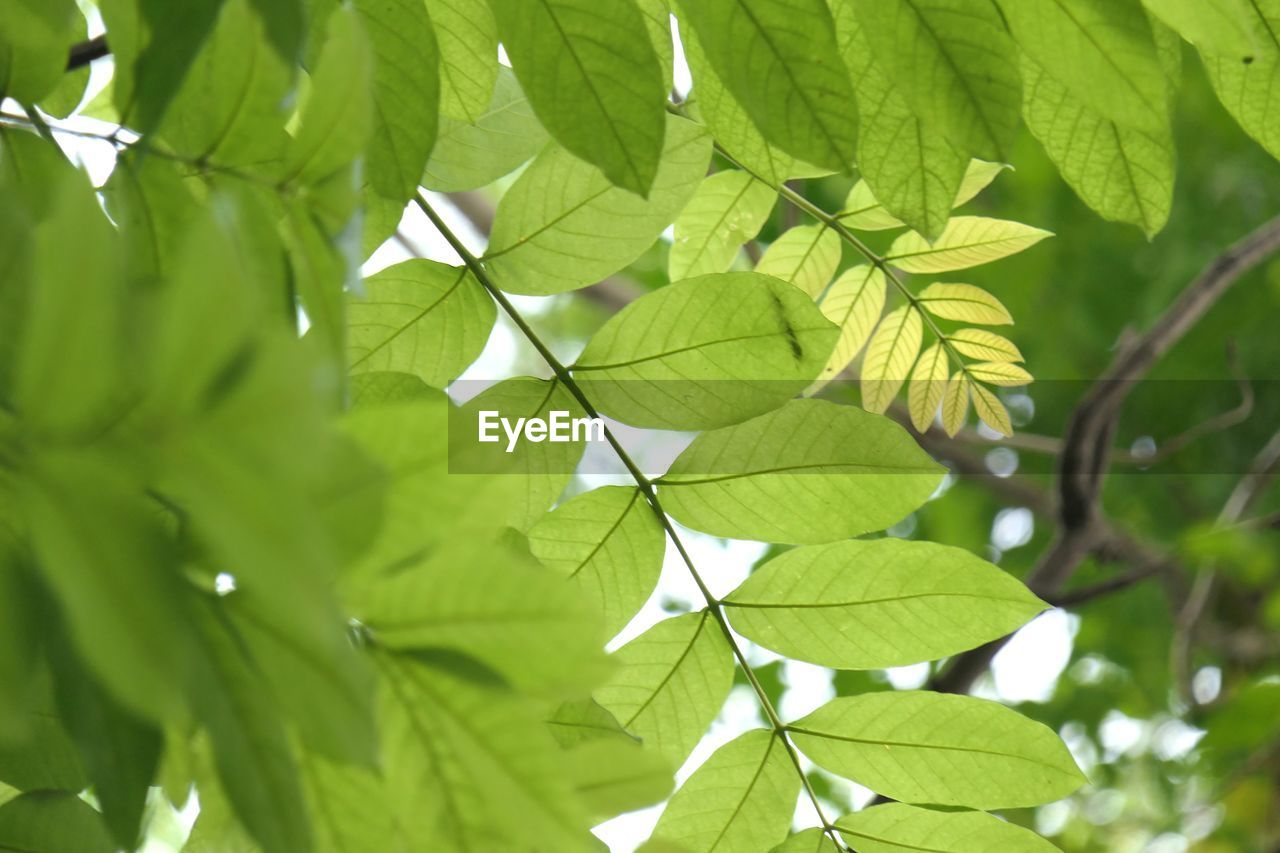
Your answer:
[528,486,665,638]
[347,259,495,388]
[669,171,777,280]
[648,730,798,852]
[426,0,499,122]
[487,115,711,294]
[947,328,1024,362]
[834,803,1061,852]
[861,305,923,414]
[491,0,667,196]
[755,224,842,298]
[917,283,1013,325]
[677,0,858,171]
[908,342,949,432]
[657,399,944,544]
[574,272,838,429]
[790,691,1086,808]
[812,265,886,390]
[723,538,1047,668]
[595,611,734,768]
[887,217,1052,273]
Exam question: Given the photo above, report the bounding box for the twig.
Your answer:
[68,35,110,70]
[931,216,1280,695]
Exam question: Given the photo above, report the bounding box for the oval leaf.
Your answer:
[789,691,1087,808]
[723,538,1048,669]
[887,216,1052,273]
[657,399,944,544]
[861,305,923,414]
[835,803,1061,852]
[669,170,777,280]
[573,272,838,429]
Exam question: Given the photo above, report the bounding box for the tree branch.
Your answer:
[930,215,1280,695]
[68,36,110,71]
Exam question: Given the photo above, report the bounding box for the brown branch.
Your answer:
[68,36,110,71]
[929,215,1280,696]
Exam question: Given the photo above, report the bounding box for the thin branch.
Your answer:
[68,35,110,70]
[414,193,849,851]
[932,216,1280,695]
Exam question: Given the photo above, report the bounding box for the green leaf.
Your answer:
[46,631,162,850]
[156,0,292,171]
[380,654,592,851]
[595,611,734,768]
[861,305,923,414]
[565,736,674,821]
[830,0,966,239]
[489,0,667,196]
[354,538,610,695]
[1142,0,1256,58]
[852,0,1020,160]
[995,0,1168,132]
[834,803,1061,852]
[187,599,312,853]
[574,272,838,429]
[682,28,797,185]
[22,452,190,724]
[917,283,1014,325]
[422,67,550,191]
[347,259,495,388]
[119,0,225,133]
[648,729,799,852]
[547,698,637,748]
[886,216,1052,273]
[656,399,944,544]
[0,696,87,793]
[0,791,114,853]
[722,538,1048,669]
[756,224,842,298]
[941,369,969,435]
[1201,3,1280,160]
[669,171,777,280]
[0,0,78,103]
[282,5,374,186]
[1022,57,1174,237]
[354,0,439,205]
[528,486,666,638]
[427,0,499,122]
[455,378,590,530]
[299,753,402,853]
[839,160,1008,233]
[637,0,676,94]
[812,265,886,389]
[677,0,857,171]
[37,7,90,118]
[771,828,842,853]
[789,691,1086,808]
[486,115,711,295]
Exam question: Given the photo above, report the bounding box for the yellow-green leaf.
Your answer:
[886,217,1052,273]
[941,370,969,436]
[669,170,777,280]
[948,328,1023,362]
[755,224,841,297]
[918,283,1013,325]
[908,342,949,432]
[970,381,1013,436]
[839,160,1008,232]
[812,265,886,390]
[861,305,923,414]
[966,361,1033,386]
[835,803,1061,852]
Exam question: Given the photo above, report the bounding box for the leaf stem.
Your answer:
[415,192,848,850]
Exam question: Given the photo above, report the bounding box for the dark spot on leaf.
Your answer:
[769,290,804,360]
[1244,55,1255,65]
